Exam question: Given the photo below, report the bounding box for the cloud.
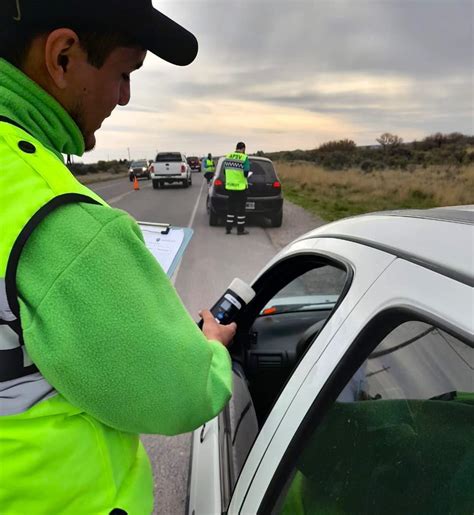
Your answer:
[82,0,473,162]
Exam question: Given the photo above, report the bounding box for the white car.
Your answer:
[150,152,192,189]
[188,206,473,514]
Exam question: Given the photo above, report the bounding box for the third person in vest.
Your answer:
[224,142,251,235]
[203,152,215,184]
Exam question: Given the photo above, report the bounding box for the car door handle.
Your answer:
[200,423,206,443]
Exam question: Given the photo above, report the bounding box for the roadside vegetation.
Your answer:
[259,132,474,221]
[68,159,129,184]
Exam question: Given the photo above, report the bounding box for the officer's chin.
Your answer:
[84,133,97,152]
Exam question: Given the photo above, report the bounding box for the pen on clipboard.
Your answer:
[137,221,171,235]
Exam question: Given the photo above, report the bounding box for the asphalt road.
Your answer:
[89,173,324,514]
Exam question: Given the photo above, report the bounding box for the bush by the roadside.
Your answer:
[68,159,128,176]
[259,132,474,173]
[276,162,474,221]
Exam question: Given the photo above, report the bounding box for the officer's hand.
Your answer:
[200,309,236,347]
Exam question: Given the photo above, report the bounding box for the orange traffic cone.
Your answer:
[133,176,139,191]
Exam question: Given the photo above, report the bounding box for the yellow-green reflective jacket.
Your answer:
[205,159,215,172]
[0,119,153,515]
[224,152,248,191]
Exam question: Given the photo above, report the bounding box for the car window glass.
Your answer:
[155,153,182,162]
[276,321,473,514]
[262,266,346,315]
[249,161,276,180]
[131,160,147,167]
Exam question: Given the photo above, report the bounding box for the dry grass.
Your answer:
[77,171,128,185]
[276,162,474,221]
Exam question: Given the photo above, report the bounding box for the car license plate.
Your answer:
[246,202,255,210]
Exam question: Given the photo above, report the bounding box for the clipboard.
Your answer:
[137,221,193,277]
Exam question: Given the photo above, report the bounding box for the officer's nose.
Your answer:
[118,80,131,107]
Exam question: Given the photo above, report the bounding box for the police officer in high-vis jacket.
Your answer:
[224,142,251,235]
[203,152,215,184]
[0,2,236,513]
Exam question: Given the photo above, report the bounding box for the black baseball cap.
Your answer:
[1,0,198,66]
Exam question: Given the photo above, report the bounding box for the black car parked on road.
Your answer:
[128,159,150,181]
[207,156,283,227]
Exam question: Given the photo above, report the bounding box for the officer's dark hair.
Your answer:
[236,141,246,151]
[0,23,140,70]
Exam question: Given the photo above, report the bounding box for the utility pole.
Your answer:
[127,147,131,162]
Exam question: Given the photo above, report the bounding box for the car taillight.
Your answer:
[150,166,154,173]
[181,164,186,173]
[272,181,281,188]
[214,179,223,187]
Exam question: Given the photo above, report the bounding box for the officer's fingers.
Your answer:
[225,322,237,336]
[200,309,214,323]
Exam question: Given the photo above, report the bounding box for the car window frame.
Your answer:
[259,305,473,513]
[218,252,353,511]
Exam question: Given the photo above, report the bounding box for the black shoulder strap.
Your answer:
[0,194,101,383]
[5,194,101,319]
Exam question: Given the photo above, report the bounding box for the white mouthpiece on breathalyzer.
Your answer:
[208,278,256,325]
[228,278,255,304]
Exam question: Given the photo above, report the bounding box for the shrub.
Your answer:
[360,160,376,173]
[322,151,351,170]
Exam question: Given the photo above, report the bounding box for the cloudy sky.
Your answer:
[84,0,473,163]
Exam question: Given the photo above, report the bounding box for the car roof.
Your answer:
[299,206,474,286]
[217,155,273,163]
[248,156,273,163]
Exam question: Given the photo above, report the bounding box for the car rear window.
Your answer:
[249,160,277,180]
[155,153,182,162]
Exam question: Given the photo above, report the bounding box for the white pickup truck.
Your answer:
[149,152,192,189]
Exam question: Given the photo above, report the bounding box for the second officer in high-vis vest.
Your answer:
[203,152,216,184]
[0,2,236,513]
[224,142,251,235]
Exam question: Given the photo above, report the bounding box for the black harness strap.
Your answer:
[0,114,101,381]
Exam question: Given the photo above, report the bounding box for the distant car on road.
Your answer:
[150,152,192,189]
[207,156,283,227]
[187,156,201,173]
[128,159,150,181]
[188,206,474,515]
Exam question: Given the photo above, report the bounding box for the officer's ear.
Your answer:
[43,28,83,89]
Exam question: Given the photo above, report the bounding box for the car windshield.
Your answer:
[155,153,182,162]
[249,160,276,180]
[187,157,199,162]
[131,160,147,167]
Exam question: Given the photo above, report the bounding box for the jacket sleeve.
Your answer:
[16,202,232,435]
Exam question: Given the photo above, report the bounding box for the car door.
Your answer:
[231,258,472,514]
[188,237,397,514]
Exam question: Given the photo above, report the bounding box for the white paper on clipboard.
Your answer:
[138,223,192,276]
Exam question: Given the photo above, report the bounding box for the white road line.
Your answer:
[171,179,206,285]
[108,190,135,205]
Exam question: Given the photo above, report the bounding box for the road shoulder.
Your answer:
[265,198,327,251]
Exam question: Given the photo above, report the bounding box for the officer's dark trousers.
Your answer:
[226,190,247,233]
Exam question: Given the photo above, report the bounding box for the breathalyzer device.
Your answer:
[209,278,255,325]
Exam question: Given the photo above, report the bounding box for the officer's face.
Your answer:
[70,46,147,151]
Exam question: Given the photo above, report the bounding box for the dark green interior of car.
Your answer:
[281,396,474,515]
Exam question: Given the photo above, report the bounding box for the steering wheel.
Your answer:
[295,318,327,359]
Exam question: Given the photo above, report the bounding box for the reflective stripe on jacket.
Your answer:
[0,119,153,514]
[224,152,248,191]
